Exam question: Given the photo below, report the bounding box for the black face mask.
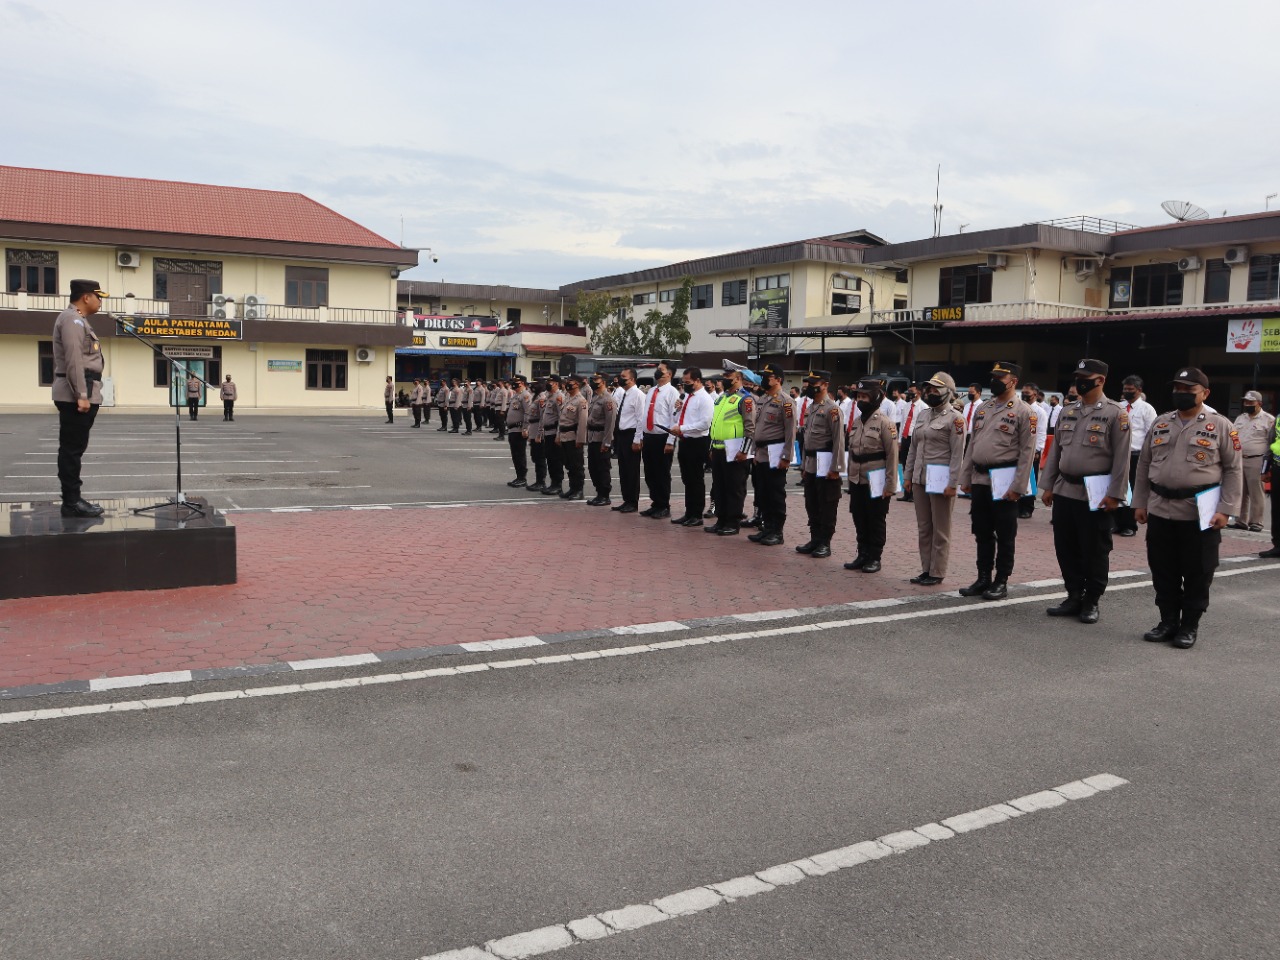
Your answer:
[1075,378,1099,394]
[1244,404,1259,414]
[856,399,876,415]
[683,383,696,394]
[990,379,1008,395]
[804,385,819,399]
[1121,390,1137,402]
[1172,392,1198,411]
[1021,393,1033,403]
[923,394,944,407]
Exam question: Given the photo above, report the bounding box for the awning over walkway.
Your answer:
[395,349,516,358]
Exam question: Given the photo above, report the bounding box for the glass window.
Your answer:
[832,275,860,290]
[1204,259,1231,304]
[506,307,521,324]
[721,279,748,306]
[306,349,348,390]
[755,274,789,291]
[659,289,678,303]
[38,340,54,385]
[831,292,861,315]
[690,284,713,309]
[632,292,656,305]
[5,249,58,293]
[286,266,329,307]
[937,265,993,306]
[531,360,552,379]
[1247,255,1280,301]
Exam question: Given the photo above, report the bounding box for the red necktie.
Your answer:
[903,403,915,437]
[800,399,807,427]
[646,387,658,431]
[966,403,975,430]
[678,398,689,427]
[1127,403,1132,413]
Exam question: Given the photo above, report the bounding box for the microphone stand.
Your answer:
[112,314,210,521]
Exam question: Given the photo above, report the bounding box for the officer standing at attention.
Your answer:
[585,372,617,505]
[705,369,755,535]
[187,369,203,421]
[504,376,531,487]
[525,379,549,492]
[903,372,966,586]
[52,279,108,517]
[958,361,1037,601]
[639,361,680,520]
[796,371,845,559]
[541,375,567,496]
[667,367,715,526]
[219,374,237,422]
[613,366,646,514]
[1231,390,1274,531]
[1039,359,1131,624]
[409,378,425,427]
[494,380,510,440]
[447,378,463,432]
[556,375,590,500]
[843,377,898,572]
[458,380,473,435]
[1133,368,1243,649]
[383,375,395,423]
[748,363,795,546]
[434,377,448,430]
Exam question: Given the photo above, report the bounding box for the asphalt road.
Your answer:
[0,411,570,510]
[3,571,1278,960]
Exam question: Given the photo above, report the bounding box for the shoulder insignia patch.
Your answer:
[1029,414,1038,430]
[742,397,753,412]
[829,408,840,420]
[1153,437,1167,445]
[1194,451,1207,462]
[1231,429,1241,451]
[1205,422,1215,431]
[1156,422,1168,429]
[784,406,793,419]
[1006,400,1014,408]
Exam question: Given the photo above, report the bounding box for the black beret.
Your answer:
[1074,358,1109,376]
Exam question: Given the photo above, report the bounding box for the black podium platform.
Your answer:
[0,498,236,600]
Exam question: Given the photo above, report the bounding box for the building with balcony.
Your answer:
[0,165,417,411]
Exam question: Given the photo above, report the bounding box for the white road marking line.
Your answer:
[288,653,380,670]
[2,564,1273,726]
[418,774,1130,960]
[89,671,194,692]
[459,637,545,652]
[225,498,551,512]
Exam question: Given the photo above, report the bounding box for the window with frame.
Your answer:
[506,307,521,325]
[1108,264,1183,308]
[831,292,861,315]
[531,360,552,379]
[154,347,222,388]
[755,274,789,291]
[286,266,329,307]
[937,264,993,306]
[37,340,54,386]
[6,249,58,294]
[895,268,909,284]
[722,279,748,306]
[659,289,678,303]
[632,292,656,306]
[306,349,348,390]
[690,283,713,309]
[832,275,861,290]
[1247,254,1280,301]
[1203,259,1231,304]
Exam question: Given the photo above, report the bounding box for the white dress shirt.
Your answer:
[900,399,927,438]
[879,396,897,421]
[1033,401,1049,453]
[1125,395,1158,453]
[893,397,908,426]
[667,386,714,447]
[962,399,981,435]
[616,384,645,432]
[838,397,854,428]
[641,381,680,436]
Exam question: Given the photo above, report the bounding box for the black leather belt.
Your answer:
[806,444,834,454]
[1060,471,1085,484]
[1151,481,1217,500]
[56,371,102,381]
[974,460,1018,475]
[848,452,885,464]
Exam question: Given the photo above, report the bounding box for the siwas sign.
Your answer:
[1225,318,1280,353]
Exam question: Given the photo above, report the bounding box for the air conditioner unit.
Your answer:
[1177,256,1202,272]
[242,294,268,320]
[1224,246,1250,265]
[355,347,375,363]
[985,254,1008,269]
[117,250,142,268]
[210,294,237,320]
[1074,259,1097,277]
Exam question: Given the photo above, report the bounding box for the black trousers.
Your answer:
[497,415,507,438]
[1146,513,1221,616]
[1272,473,1279,547]
[1112,451,1141,533]
[562,440,585,491]
[752,461,787,533]
[1051,494,1115,601]
[544,434,564,487]
[898,437,913,492]
[437,406,448,428]
[189,398,200,420]
[588,440,612,499]
[422,404,431,425]
[677,435,711,518]
[642,432,673,510]
[223,400,234,420]
[803,473,842,544]
[411,404,422,426]
[616,428,640,506]
[969,482,1020,581]
[56,400,100,505]
[711,449,749,528]
[848,482,889,559]
[530,437,547,484]
[462,409,473,432]
[1018,459,1040,514]
[508,432,527,481]
[450,408,462,430]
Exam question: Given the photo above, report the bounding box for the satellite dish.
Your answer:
[1161,200,1210,222]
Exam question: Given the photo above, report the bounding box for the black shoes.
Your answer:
[748,530,769,543]
[981,581,1008,601]
[1018,511,1032,520]
[1171,626,1198,649]
[843,555,867,571]
[587,497,611,506]
[716,526,740,536]
[617,503,638,514]
[795,541,817,554]
[671,514,691,524]
[507,478,527,488]
[542,485,564,497]
[527,481,546,493]
[1116,528,1137,537]
[810,543,831,558]
[61,499,104,518]
[704,506,717,519]
[758,532,784,546]
[1047,596,1082,617]
[1259,546,1280,558]
[917,575,943,586]
[741,514,763,529]
[1142,619,1179,642]
[562,490,585,501]
[909,572,931,585]
[647,508,671,520]
[1077,602,1100,625]
[679,516,702,527]
[411,423,421,428]
[860,559,881,573]
[958,578,991,597]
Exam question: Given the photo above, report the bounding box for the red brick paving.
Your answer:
[0,495,1263,689]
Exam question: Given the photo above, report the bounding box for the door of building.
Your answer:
[166,272,209,320]
[169,360,206,408]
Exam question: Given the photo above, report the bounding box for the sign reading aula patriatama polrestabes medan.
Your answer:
[117,316,243,340]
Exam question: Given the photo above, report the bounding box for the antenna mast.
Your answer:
[932,165,943,238]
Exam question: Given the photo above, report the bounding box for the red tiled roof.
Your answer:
[0,165,399,249]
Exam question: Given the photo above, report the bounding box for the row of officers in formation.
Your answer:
[451,358,1271,654]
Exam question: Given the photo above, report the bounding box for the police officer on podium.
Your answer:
[53,279,108,517]
[1039,359,1131,624]
[1133,367,1242,649]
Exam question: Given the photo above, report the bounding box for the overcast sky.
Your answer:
[5,0,1279,289]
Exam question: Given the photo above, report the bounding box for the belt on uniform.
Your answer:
[805,444,834,454]
[1244,453,1264,458]
[1150,481,1217,500]
[1059,471,1086,484]
[56,371,102,381]
[848,451,885,464]
[974,460,1018,475]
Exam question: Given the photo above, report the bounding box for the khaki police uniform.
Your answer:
[1233,407,1275,527]
[959,392,1037,586]
[186,374,202,421]
[435,381,450,430]
[845,404,898,564]
[752,389,796,538]
[526,389,549,489]
[904,399,965,579]
[409,382,426,427]
[1134,402,1243,627]
[52,303,105,508]
[540,387,566,491]
[447,384,463,432]
[800,395,845,552]
[586,388,617,502]
[558,390,589,497]
[383,379,395,422]
[1041,395,1131,604]
[219,378,238,421]
[506,387,532,484]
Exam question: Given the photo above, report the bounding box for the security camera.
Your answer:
[432,256,439,263]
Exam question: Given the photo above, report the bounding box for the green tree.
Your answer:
[572,278,693,358]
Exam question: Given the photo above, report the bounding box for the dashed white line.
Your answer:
[416,774,1130,960]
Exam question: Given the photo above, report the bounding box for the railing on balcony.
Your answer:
[871,301,1110,324]
[1107,298,1280,316]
